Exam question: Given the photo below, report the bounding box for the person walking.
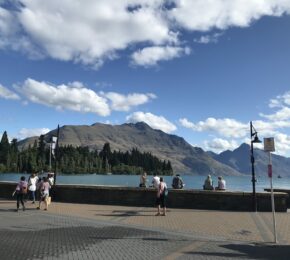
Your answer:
[14,176,28,212]
[28,173,39,203]
[37,177,51,211]
[155,177,167,216]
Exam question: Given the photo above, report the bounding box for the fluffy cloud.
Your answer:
[0,84,20,100]
[1,1,290,67]
[17,127,50,139]
[179,117,248,138]
[14,78,155,116]
[131,46,190,66]
[126,111,177,133]
[194,32,223,44]
[102,92,156,111]
[204,138,239,154]
[261,91,290,121]
[16,78,111,116]
[168,0,290,31]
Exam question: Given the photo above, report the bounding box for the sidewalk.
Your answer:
[1,199,290,259]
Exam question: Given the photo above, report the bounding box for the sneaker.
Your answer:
[36,207,40,210]
[32,201,35,204]
[155,213,161,216]
[44,208,47,211]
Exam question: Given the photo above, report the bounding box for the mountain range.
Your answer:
[209,143,290,177]
[18,122,290,176]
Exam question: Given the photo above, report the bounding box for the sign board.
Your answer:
[264,137,275,152]
[52,136,58,143]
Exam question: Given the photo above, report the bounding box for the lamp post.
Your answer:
[250,121,262,212]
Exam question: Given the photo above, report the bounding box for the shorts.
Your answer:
[155,194,166,208]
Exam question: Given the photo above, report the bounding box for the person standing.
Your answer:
[28,173,39,203]
[156,177,167,216]
[14,176,28,212]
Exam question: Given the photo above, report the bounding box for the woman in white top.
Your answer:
[28,173,39,203]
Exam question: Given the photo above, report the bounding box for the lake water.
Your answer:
[1,173,290,192]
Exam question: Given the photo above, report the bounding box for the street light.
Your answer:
[250,121,262,212]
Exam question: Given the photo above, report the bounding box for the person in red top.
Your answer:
[14,176,28,212]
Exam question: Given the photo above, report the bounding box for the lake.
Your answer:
[1,173,290,192]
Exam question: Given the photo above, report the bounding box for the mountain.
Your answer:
[211,143,290,177]
[18,122,241,176]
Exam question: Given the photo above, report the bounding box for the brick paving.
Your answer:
[1,199,290,259]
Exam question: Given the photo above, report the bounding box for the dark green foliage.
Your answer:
[0,131,173,175]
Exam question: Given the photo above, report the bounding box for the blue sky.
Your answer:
[1,0,290,156]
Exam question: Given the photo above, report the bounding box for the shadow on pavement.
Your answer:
[186,243,290,260]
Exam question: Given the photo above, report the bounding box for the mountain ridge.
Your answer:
[18,122,241,176]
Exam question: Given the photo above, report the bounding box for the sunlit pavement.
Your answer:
[1,199,290,259]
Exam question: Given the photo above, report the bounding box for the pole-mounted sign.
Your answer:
[264,137,277,244]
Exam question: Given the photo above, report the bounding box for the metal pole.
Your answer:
[269,152,278,243]
[250,121,257,212]
[49,142,52,172]
[54,125,60,185]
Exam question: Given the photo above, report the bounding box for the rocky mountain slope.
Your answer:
[18,122,241,176]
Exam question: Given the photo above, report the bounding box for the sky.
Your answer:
[1,0,290,156]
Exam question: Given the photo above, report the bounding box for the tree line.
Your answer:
[0,131,173,175]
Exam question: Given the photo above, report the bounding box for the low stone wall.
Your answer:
[264,188,290,208]
[0,182,288,212]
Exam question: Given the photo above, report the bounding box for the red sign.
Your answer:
[268,164,272,178]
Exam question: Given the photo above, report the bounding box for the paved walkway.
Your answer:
[1,199,290,259]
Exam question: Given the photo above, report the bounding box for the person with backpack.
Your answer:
[155,177,167,216]
[172,174,184,189]
[14,176,28,212]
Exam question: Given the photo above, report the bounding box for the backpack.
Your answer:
[163,186,168,196]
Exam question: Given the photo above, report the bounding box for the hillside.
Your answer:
[18,122,241,176]
[211,143,290,177]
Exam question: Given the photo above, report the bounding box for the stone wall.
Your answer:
[264,188,290,208]
[0,182,288,212]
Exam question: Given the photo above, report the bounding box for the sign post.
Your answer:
[264,137,277,243]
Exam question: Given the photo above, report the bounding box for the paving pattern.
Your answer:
[1,199,290,259]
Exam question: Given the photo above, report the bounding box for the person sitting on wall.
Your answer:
[203,175,214,190]
[139,172,147,188]
[171,174,184,189]
[151,173,160,189]
[215,176,226,190]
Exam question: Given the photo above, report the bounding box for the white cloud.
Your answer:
[14,78,157,116]
[17,127,50,139]
[2,1,288,67]
[194,32,223,44]
[5,0,177,68]
[168,0,290,31]
[102,92,156,111]
[204,138,239,153]
[260,107,290,121]
[126,111,177,133]
[131,46,190,66]
[0,84,20,100]
[16,78,111,116]
[179,117,248,138]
